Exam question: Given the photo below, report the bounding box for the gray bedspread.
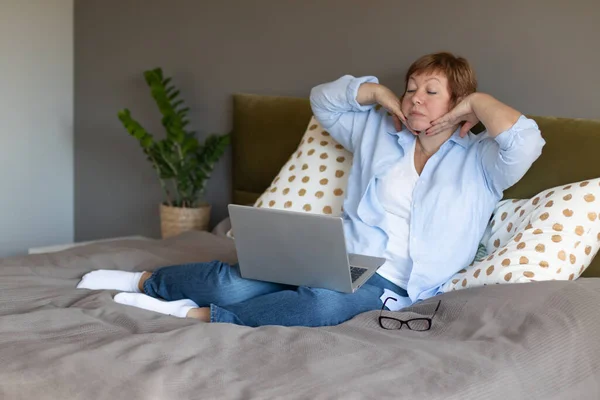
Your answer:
[0,231,598,400]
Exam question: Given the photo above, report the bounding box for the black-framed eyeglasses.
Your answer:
[378,298,441,331]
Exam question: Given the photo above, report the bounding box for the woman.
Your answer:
[77,52,545,327]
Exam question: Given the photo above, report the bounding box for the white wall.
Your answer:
[0,0,73,257]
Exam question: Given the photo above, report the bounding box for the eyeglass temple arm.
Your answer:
[383,297,397,308]
[429,300,442,320]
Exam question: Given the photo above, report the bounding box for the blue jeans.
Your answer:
[143,260,408,327]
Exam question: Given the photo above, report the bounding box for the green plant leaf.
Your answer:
[181,137,198,155]
[141,136,153,148]
[120,67,231,206]
[168,90,180,100]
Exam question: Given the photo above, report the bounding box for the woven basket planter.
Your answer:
[159,203,211,239]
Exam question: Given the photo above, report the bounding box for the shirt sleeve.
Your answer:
[309,75,379,153]
[478,115,546,196]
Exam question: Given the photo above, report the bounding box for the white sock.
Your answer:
[77,270,144,293]
[114,293,198,318]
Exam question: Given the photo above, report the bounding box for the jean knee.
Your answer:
[299,287,380,326]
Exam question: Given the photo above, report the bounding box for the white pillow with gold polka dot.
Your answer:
[441,178,600,292]
[481,198,530,252]
[226,116,353,239]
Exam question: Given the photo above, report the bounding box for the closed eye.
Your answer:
[427,91,437,95]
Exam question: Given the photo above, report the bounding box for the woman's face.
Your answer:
[401,72,453,133]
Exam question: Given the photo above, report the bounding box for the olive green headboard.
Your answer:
[231,93,313,206]
[230,93,600,276]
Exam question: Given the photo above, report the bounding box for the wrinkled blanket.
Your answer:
[0,231,598,399]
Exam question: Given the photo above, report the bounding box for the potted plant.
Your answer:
[118,68,230,238]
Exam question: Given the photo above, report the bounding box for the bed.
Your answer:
[1,93,599,399]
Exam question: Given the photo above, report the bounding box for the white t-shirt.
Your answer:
[376,139,419,289]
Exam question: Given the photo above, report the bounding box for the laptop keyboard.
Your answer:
[350,266,368,283]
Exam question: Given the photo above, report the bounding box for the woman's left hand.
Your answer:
[426,93,480,138]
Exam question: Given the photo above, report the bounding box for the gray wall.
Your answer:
[75,0,600,241]
[0,0,73,257]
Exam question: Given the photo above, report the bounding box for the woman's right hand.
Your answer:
[374,85,409,132]
[357,83,412,133]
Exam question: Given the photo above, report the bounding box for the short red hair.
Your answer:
[405,52,477,105]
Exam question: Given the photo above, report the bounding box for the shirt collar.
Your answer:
[386,127,414,147]
[386,119,475,149]
[385,117,415,150]
[447,127,475,149]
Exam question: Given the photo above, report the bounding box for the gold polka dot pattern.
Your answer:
[254,116,352,215]
[441,178,600,292]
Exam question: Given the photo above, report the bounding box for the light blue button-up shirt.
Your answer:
[310,75,545,307]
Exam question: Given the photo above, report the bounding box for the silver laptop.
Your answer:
[228,204,386,293]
